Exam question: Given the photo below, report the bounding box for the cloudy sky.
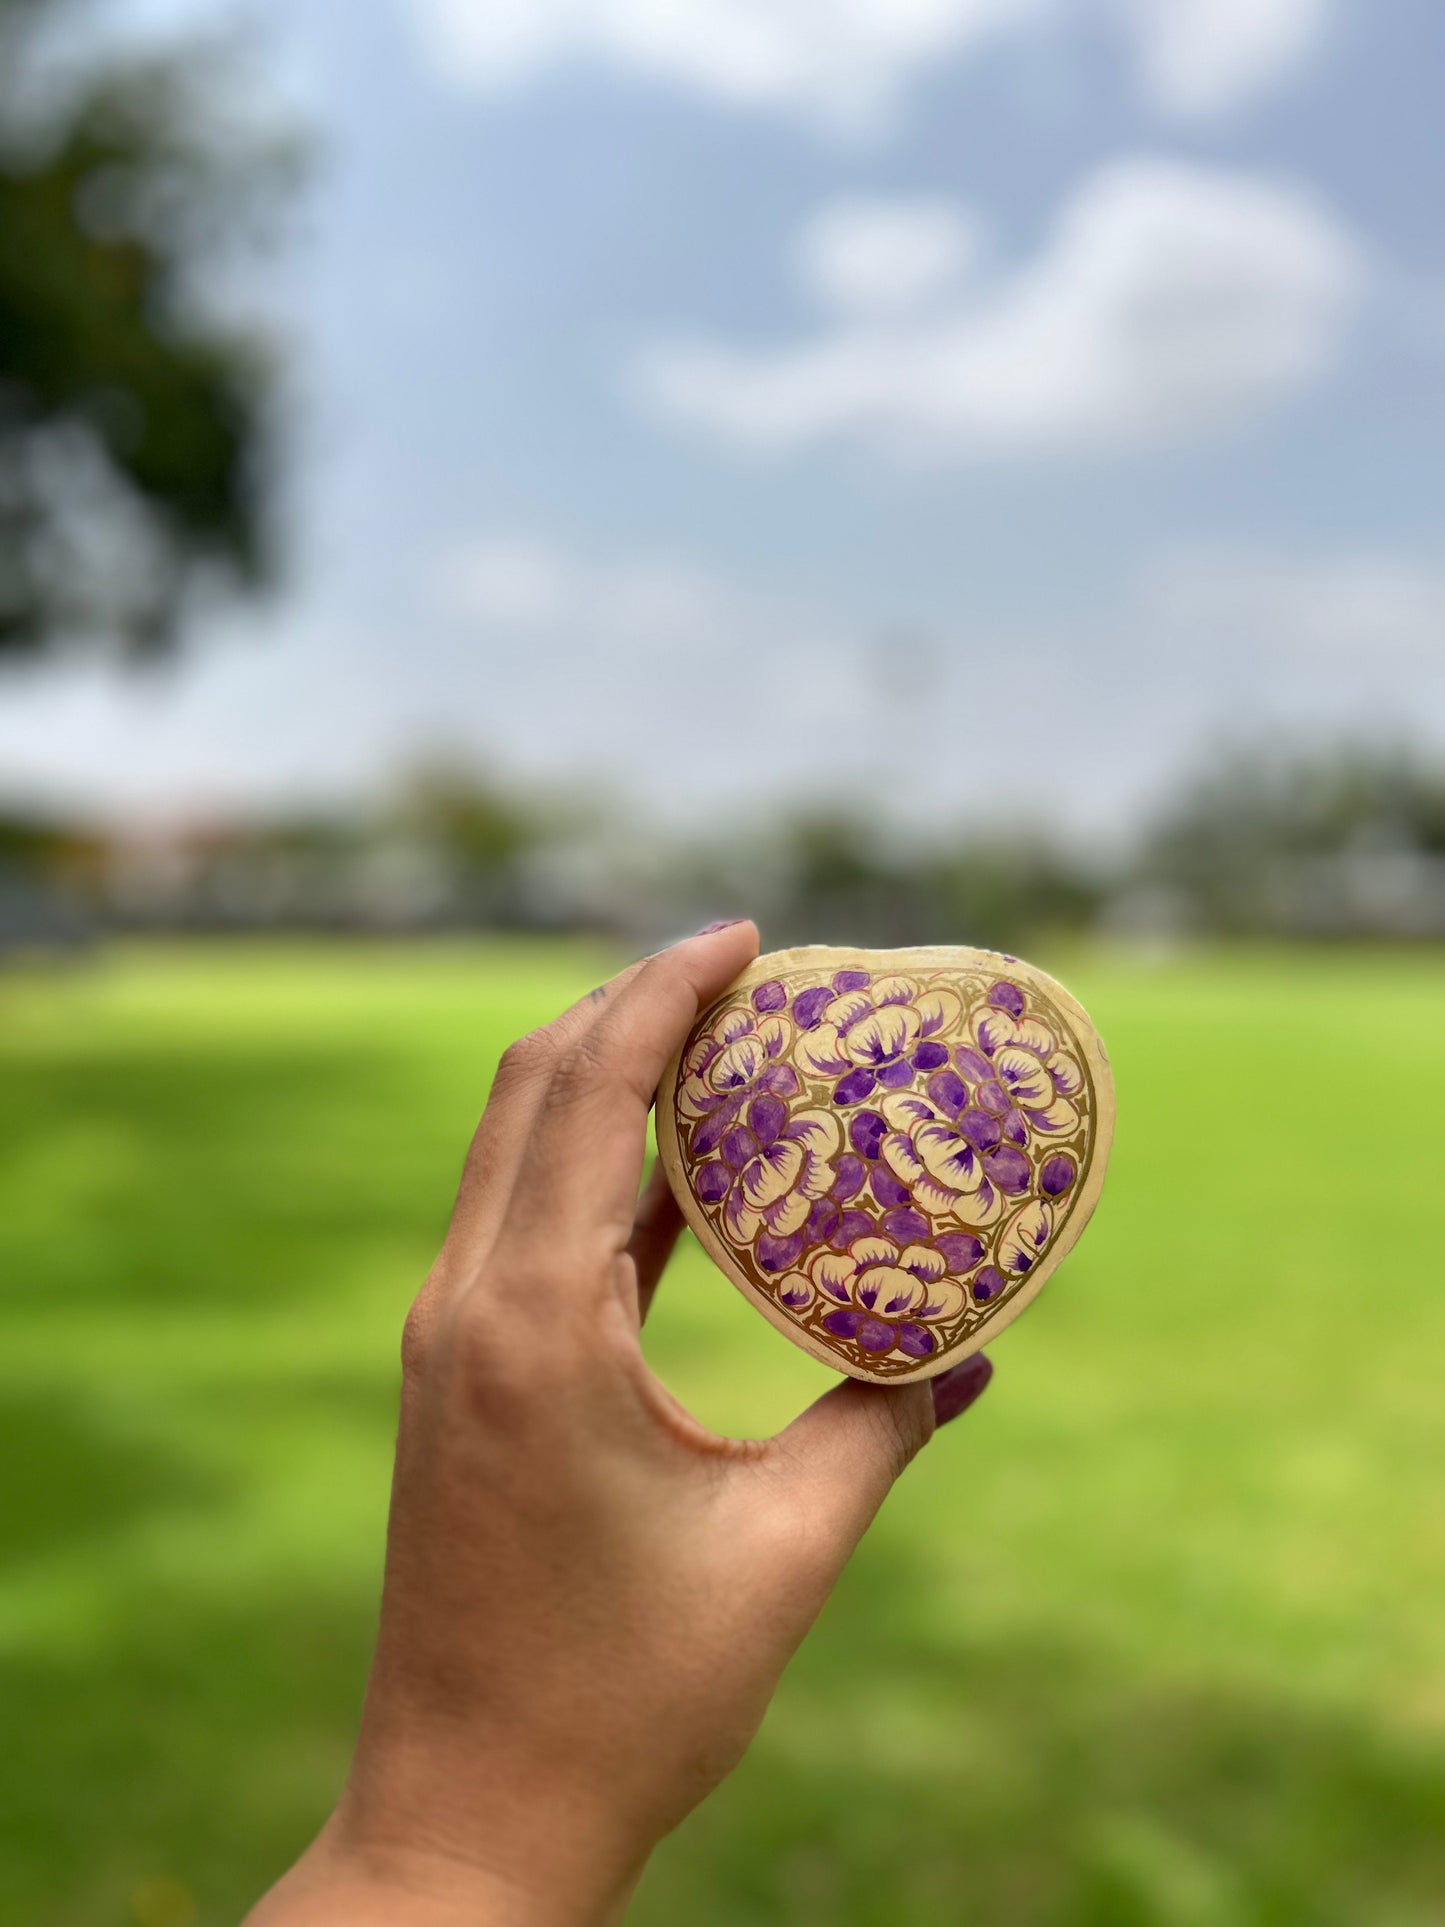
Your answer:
[2,0,1442,836]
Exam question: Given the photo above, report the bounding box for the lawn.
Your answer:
[2,939,1443,1927]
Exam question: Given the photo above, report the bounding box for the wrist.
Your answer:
[247,1737,652,1927]
[246,1853,534,1927]
[248,1824,641,1927]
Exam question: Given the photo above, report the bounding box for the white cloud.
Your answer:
[4,530,1444,835]
[438,534,574,627]
[427,531,984,818]
[406,0,1329,131]
[633,160,1365,460]
[1115,0,1329,121]
[1138,549,1445,661]
[797,197,986,317]
[425,531,1445,828]
[407,0,1035,135]
[435,532,774,651]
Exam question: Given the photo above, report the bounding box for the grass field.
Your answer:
[2,939,1444,1927]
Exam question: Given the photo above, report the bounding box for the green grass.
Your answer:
[2,940,1444,1927]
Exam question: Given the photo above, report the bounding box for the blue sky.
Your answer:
[2,0,1442,839]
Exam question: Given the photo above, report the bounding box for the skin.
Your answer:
[248,920,993,1926]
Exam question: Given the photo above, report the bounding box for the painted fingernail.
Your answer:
[931,1352,993,1427]
[697,918,747,935]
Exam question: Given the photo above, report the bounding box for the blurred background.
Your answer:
[1,0,1442,1921]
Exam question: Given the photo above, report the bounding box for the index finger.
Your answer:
[498,919,758,1254]
[436,952,654,1271]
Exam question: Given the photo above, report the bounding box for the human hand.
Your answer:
[248,922,993,1926]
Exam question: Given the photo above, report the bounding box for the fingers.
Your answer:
[430,956,652,1288]
[497,920,759,1259]
[931,1352,994,1428]
[770,1353,994,1564]
[625,1160,685,1324]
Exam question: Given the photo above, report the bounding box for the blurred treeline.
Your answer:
[4,744,1445,952]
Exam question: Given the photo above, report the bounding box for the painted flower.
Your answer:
[873,1068,1038,1228]
[792,970,962,1106]
[998,1197,1054,1277]
[1040,1152,1077,1197]
[678,983,801,1157]
[774,1230,985,1358]
[968,1265,1008,1303]
[952,980,1084,1141]
[800,1147,877,1253]
[952,1199,1056,1308]
[695,1093,839,1274]
[814,1103,952,1246]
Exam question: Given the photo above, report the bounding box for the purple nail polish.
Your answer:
[931,1352,993,1427]
[697,918,747,935]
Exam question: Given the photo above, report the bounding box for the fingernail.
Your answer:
[641,918,748,958]
[931,1352,993,1427]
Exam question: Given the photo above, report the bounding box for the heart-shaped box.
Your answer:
[656,946,1114,1383]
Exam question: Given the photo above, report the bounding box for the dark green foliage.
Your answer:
[0,0,292,657]
[1137,744,1445,936]
[762,815,1105,953]
[398,767,542,871]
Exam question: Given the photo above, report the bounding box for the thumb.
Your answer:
[771,1353,994,1559]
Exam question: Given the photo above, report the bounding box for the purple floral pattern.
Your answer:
[694,1097,838,1275]
[774,1230,986,1358]
[670,956,1101,1377]
[795,972,962,1106]
[677,987,802,1157]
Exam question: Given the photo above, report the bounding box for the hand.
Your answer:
[248,922,993,1926]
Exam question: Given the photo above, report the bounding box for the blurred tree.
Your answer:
[773,813,928,947]
[389,765,553,929]
[0,0,295,659]
[398,767,541,872]
[770,813,1104,951]
[1137,743,1445,936]
[923,841,1104,951]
